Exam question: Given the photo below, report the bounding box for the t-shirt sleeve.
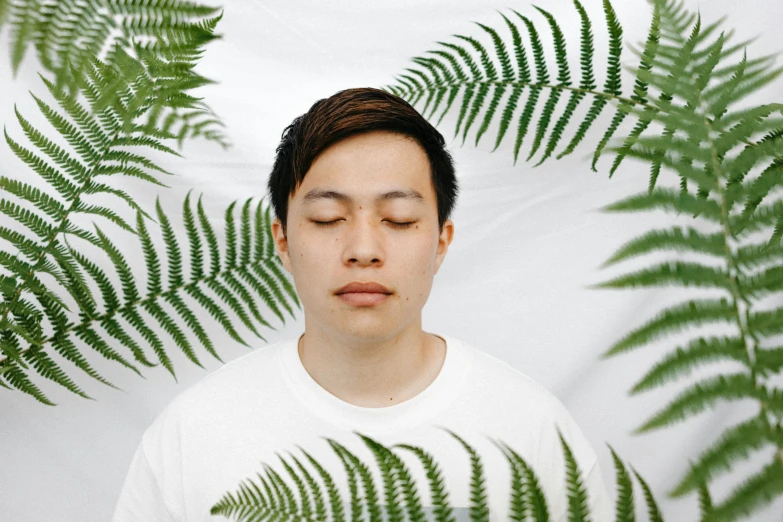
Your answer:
[110,442,178,522]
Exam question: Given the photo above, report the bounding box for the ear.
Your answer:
[271,218,293,274]
[434,219,454,274]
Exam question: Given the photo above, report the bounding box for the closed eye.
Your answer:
[312,220,415,229]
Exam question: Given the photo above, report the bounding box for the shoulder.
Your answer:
[461,338,570,416]
[456,338,598,463]
[148,339,286,427]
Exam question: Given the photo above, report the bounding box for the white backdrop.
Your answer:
[1,0,782,521]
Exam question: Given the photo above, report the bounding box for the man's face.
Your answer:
[271,130,454,343]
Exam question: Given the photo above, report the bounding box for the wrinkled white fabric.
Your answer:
[111,333,612,522]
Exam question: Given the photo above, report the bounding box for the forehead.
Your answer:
[293,130,433,206]
[310,131,427,171]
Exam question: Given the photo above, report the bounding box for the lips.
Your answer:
[335,281,392,295]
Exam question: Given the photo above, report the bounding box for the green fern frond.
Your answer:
[0,65,195,405]
[328,441,371,522]
[382,0,783,209]
[66,246,156,369]
[361,434,407,521]
[558,0,619,160]
[368,432,431,522]
[596,187,723,222]
[487,437,531,521]
[589,260,733,292]
[697,480,713,521]
[725,144,783,221]
[218,429,652,522]
[21,343,92,400]
[670,414,782,497]
[630,335,748,394]
[740,264,783,300]
[509,10,546,165]
[453,33,499,147]
[443,429,491,522]
[90,39,230,149]
[289,450,331,521]
[0,349,56,405]
[607,445,634,522]
[1,191,300,403]
[598,298,735,358]
[471,23,511,148]
[533,0,598,167]
[635,373,760,433]
[591,0,660,172]
[708,457,783,521]
[755,345,783,375]
[264,461,300,515]
[746,305,783,338]
[71,318,144,380]
[395,440,458,522]
[3,1,229,149]
[630,465,664,522]
[0,0,9,29]
[387,0,701,173]
[605,11,782,200]
[558,430,590,522]
[525,5,570,163]
[599,226,726,268]
[304,444,350,522]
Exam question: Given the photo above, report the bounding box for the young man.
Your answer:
[111,87,613,521]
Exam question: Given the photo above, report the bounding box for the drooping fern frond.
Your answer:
[585,0,783,518]
[0,190,301,404]
[213,427,659,522]
[0,0,230,149]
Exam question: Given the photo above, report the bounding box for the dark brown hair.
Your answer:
[266,87,459,238]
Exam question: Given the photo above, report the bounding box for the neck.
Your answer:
[297,327,446,408]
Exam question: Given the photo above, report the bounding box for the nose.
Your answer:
[342,216,386,266]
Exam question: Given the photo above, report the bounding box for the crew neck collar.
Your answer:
[277,332,470,434]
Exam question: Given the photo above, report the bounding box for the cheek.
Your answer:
[405,240,439,272]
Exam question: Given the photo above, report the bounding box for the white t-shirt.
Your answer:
[111,333,613,521]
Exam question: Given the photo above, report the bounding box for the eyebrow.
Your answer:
[301,188,426,206]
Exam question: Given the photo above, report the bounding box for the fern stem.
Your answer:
[702,107,758,379]
[699,88,783,462]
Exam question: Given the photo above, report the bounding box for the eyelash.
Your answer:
[313,220,415,229]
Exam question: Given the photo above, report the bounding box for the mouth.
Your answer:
[336,292,391,307]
